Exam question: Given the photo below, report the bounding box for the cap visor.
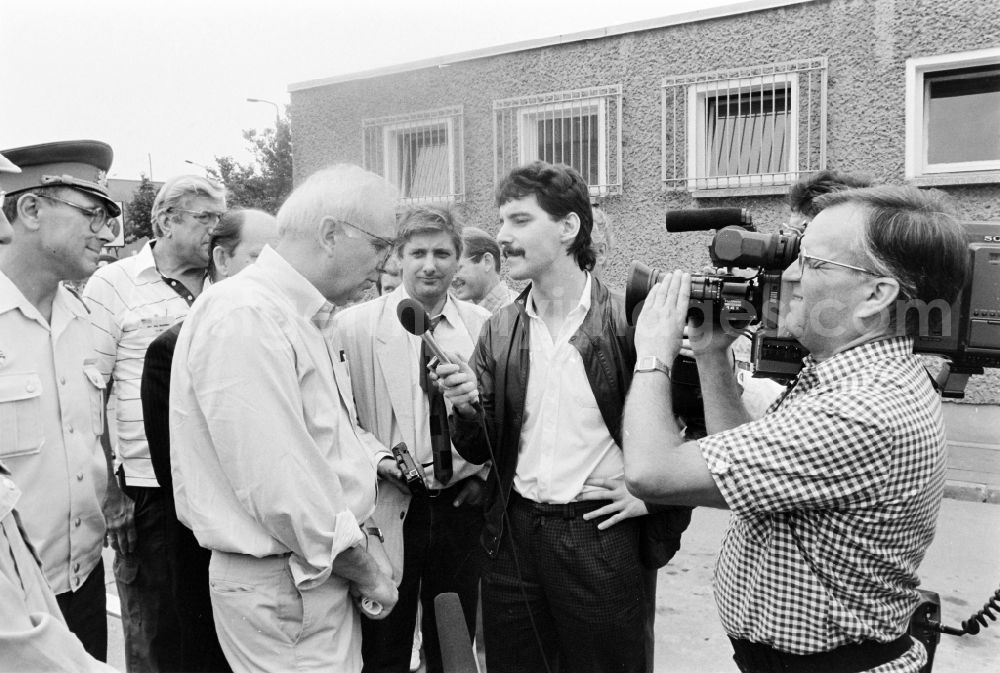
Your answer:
[0,153,21,173]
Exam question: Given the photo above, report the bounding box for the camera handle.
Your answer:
[932,362,985,399]
[909,584,1000,673]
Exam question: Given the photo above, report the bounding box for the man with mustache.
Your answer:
[336,204,491,673]
[84,173,226,671]
[0,140,122,660]
[433,162,689,673]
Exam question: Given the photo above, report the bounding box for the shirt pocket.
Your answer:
[0,372,45,458]
[83,360,107,436]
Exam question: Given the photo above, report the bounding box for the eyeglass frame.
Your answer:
[169,208,226,227]
[331,219,397,272]
[37,193,120,237]
[796,250,879,276]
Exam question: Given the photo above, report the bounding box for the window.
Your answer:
[363,107,463,203]
[663,59,827,192]
[494,85,622,196]
[906,48,1000,180]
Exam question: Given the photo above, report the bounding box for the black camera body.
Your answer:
[914,221,1000,396]
[626,208,807,393]
[626,208,1000,397]
[391,442,428,496]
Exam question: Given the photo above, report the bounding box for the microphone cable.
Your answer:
[464,397,554,673]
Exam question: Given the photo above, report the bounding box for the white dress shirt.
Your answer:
[83,241,195,486]
[393,287,487,488]
[169,246,375,590]
[514,273,623,503]
[0,273,108,594]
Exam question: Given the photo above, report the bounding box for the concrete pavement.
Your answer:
[104,497,999,672]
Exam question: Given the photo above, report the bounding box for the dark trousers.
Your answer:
[166,493,231,673]
[115,485,183,673]
[481,492,651,673]
[115,483,230,673]
[362,480,484,673]
[56,557,108,662]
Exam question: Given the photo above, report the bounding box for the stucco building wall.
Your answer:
[290,0,1000,402]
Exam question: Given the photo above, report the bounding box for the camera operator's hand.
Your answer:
[634,270,691,364]
[430,354,480,418]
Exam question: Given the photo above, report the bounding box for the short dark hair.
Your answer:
[815,185,968,336]
[396,204,463,257]
[496,161,595,272]
[462,226,501,272]
[207,209,249,280]
[2,186,76,224]
[789,170,873,218]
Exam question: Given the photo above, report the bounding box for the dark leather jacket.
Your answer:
[451,275,690,563]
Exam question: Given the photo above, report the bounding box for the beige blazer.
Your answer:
[333,288,490,582]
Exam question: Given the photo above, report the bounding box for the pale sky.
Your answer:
[2,0,737,181]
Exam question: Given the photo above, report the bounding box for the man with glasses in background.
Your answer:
[623,186,968,673]
[170,165,400,672]
[84,173,226,671]
[0,140,126,661]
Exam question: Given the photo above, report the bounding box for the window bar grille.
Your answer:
[819,65,828,173]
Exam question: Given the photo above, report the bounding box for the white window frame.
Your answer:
[516,98,608,192]
[686,73,799,190]
[382,116,456,201]
[905,47,1000,180]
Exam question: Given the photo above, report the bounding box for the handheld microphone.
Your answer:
[397,297,482,416]
[664,207,753,233]
[397,298,453,366]
[434,592,478,673]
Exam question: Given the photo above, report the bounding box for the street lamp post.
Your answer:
[184,159,211,176]
[246,97,281,127]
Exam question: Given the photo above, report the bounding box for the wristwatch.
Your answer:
[634,356,670,376]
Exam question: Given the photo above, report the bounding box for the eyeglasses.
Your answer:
[333,219,396,271]
[41,194,120,237]
[797,250,879,276]
[170,208,225,227]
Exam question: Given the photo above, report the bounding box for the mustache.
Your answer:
[501,245,524,258]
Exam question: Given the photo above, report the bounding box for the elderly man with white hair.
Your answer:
[170,165,400,672]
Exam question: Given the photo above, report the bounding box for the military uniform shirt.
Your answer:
[0,272,108,594]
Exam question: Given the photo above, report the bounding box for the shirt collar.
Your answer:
[0,271,27,317]
[255,245,330,320]
[397,284,459,328]
[0,272,88,327]
[135,240,161,280]
[798,336,915,388]
[525,272,592,319]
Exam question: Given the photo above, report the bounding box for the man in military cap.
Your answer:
[0,152,17,244]
[84,172,226,671]
[0,140,128,661]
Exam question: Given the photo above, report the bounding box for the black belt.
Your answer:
[728,634,913,673]
[411,475,479,499]
[510,489,608,519]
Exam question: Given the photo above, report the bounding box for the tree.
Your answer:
[212,114,293,215]
[124,175,159,243]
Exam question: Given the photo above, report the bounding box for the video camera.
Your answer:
[625,207,1000,399]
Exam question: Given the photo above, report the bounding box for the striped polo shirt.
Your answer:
[83,241,198,487]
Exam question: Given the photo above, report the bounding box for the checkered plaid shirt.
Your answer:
[699,337,945,672]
